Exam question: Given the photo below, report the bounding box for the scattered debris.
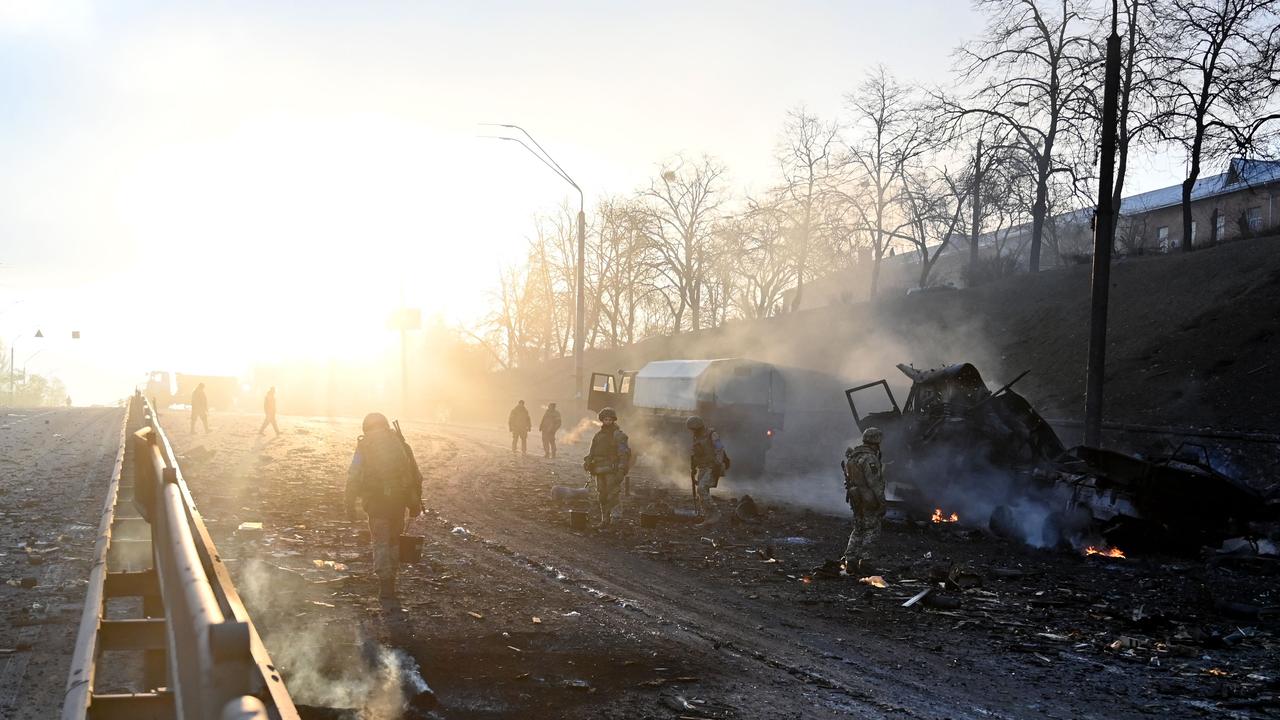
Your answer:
[858,575,887,588]
[902,588,933,608]
[466,611,484,620]
[733,494,760,523]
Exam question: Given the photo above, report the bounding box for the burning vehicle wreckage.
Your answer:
[847,362,1278,554]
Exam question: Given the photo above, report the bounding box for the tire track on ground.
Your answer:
[415,425,1017,720]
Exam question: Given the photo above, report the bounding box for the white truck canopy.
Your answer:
[633,359,783,413]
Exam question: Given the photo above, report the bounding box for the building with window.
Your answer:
[781,158,1280,311]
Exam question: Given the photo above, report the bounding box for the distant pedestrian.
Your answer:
[508,400,531,455]
[539,402,562,458]
[190,383,209,434]
[842,427,886,576]
[686,416,726,522]
[344,412,424,599]
[258,387,280,437]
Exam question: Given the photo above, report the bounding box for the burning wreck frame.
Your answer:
[846,363,1274,552]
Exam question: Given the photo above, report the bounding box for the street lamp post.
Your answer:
[483,124,587,404]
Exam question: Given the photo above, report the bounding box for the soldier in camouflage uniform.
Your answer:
[584,407,631,527]
[687,416,726,521]
[842,427,885,574]
[344,412,424,598]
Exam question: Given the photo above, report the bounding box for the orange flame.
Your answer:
[931,508,959,523]
[1084,545,1126,558]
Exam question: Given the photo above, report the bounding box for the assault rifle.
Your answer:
[392,419,425,516]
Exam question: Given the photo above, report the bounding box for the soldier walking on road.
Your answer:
[539,402,562,458]
[344,412,424,599]
[190,383,209,434]
[687,416,726,522]
[842,427,886,575]
[508,400,531,455]
[258,387,280,437]
[584,407,630,527]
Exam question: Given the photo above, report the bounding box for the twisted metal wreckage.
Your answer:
[846,363,1277,551]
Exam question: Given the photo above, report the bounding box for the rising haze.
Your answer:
[1,0,1189,404]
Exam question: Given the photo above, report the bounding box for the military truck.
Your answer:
[144,371,241,411]
[588,359,786,476]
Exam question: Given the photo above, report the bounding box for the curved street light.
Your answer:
[481,123,587,403]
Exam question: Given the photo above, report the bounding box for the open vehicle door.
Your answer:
[845,380,901,432]
[587,372,636,413]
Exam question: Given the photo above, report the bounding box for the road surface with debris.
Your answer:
[0,407,125,719]
[150,409,1277,720]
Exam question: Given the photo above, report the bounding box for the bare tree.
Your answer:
[722,205,797,319]
[1155,0,1280,251]
[637,155,729,333]
[950,0,1098,272]
[592,199,663,347]
[1107,0,1170,233]
[774,108,841,311]
[841,67,932,297]
[900,167,970,288]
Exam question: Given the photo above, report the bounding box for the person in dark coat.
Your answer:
[508,400,532,454]
[539,402,562,458]
[190,383,209,434]
[258,387,280,437]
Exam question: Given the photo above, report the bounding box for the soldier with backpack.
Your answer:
[687,416,728,522]
[344,412,424,598]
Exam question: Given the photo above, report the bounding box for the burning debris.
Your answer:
[847,362,1277,554]
[931,508,959,524]
[1083,545,1126,559]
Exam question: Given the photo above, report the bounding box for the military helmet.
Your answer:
[686,415,705,431]
[362,412,390,433]
[598,407,618,422]
[861,427,883,445]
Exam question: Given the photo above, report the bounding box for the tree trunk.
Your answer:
[1181,134,1202,252]
[1029,157,1050,272]
[969,140,983,285]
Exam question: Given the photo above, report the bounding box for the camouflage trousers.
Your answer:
[368,513,405,584]
[694,466,718,518]
[842,510,882,566]
[594,471,623,524]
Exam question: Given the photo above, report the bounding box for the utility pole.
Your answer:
[1084,1,1122,447]
[575,205,585,401]
[483,123,587,404]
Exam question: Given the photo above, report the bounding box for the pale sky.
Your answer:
[0,0,1188,404]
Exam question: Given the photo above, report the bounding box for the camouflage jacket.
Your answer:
[843,444,885,510]
[586,426,631,475]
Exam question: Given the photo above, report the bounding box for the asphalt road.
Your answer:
[0,407,125,720]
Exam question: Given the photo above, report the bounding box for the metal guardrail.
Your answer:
[63,392,299,720]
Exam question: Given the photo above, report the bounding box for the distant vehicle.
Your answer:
[588,358,785,476]
[144,371,241,411]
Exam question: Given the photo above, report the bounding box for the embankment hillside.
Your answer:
[491,235,1280,434]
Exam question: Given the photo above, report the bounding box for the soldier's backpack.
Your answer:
[711,429,731,474]
[358,427,415,504]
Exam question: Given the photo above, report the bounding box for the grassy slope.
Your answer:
[493,236,1280,433]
